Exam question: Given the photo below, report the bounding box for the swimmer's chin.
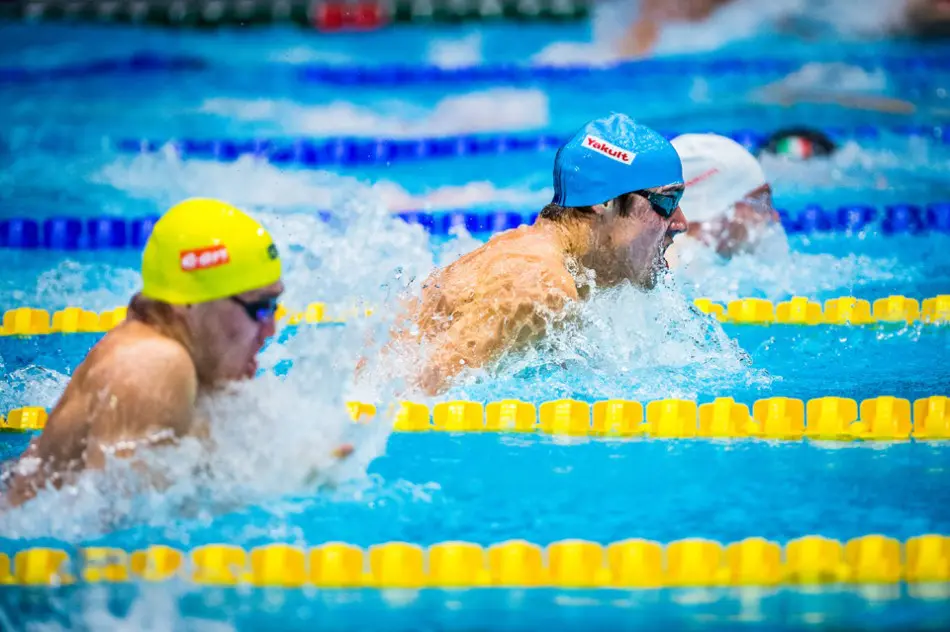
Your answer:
[642,253,670,289]
[227,359,258,382]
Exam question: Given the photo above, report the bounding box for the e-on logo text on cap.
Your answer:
[180,245,230,272]
[583,135,636,165]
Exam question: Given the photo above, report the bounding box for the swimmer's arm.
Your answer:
[418,272,577,395]
[86,344,199,492]
[620,0,733,58]
[0,343,196,506]
[620,15,661,59]
[755,81,917,114]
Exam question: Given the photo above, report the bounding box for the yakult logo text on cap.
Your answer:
[583,135,635,165]
[180,245,230,272]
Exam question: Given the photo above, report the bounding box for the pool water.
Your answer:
[2,4,950,629]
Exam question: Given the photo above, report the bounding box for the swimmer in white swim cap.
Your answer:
[667,133,784,261]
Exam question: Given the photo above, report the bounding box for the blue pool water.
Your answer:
[2,6,950,629]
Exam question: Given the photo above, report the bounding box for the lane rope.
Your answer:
[5,395,949,440]
[1,202,948,250]
[0,295,948,337]
[0,53,207,84]
[111,125,949,168]
[0,534,947,587]
[2,51,948,85]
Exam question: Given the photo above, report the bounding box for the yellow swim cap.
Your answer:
[141,198,282,305]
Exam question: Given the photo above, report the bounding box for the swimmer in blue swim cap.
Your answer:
[392,114,687,395]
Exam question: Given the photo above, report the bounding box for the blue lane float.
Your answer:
[2,203,949,250]
[3,52,950,86]
[114,124,949,168]
[1,218,157,250]
[0,52,206,84]
[295,54,950,86]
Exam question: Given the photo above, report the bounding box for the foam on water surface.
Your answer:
[198,88,550,137]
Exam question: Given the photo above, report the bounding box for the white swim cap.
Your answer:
[671,133,768,223]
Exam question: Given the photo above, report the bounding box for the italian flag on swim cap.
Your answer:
[775,136,814,159]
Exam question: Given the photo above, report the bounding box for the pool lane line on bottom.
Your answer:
[4,395,949,441]
[2,534,949,588]
[1,294,949,337]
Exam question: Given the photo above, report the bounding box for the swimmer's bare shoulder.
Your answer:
[490,228,579,302]
[3,322,198,506]
[37,322,197,463]
[415,230,579,393]
[84,322,199,454]
[455,227,577,299]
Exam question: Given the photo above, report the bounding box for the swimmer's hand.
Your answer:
[301,444,355,488]
[332,444,354,459]
[755,82,916,115]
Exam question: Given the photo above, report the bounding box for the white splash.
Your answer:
[0,260,141,315]
[94,151,550,213]
[0,366,70,411]
[16,584,232,632]
[762,139,950,193]
[569,277,765,397]
[432,273,769,404]
[0,178,451,540]
[530,41,619,66]
[369,180,550,212]
[267,46,354,65]
[758,62,889,95]
[199,88,549,137]
[427,32,484,68]
[670,232,915,303]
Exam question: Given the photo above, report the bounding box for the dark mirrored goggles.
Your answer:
[231,296,280,323]
[632,188,684,219]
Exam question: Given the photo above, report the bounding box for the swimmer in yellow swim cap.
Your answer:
[3,199,349,507]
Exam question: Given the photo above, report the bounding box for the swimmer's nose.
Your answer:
[668,207,688,235]
[260,315,277,340]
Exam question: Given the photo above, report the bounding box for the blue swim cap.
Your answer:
[552,113,684,208]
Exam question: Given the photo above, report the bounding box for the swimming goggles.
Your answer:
[632,187,684,218]
[231,296,280,323]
